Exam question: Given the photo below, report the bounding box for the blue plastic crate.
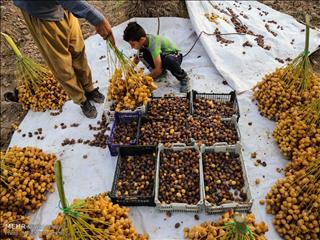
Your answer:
[107,111,141,156]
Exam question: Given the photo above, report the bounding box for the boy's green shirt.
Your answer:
[146,34,179,59]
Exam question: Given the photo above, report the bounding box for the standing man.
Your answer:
[13,0,115,118]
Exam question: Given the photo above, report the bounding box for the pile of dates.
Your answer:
[193,97,235,118]
[112,120,138,144]
[146,96,190,120]
[203,151,247,204]
[188,116,238,145]
[158,148,200,205]
[116,153,156,197]
[139,118,188,145]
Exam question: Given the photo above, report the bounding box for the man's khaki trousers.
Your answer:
[22,10,94,104]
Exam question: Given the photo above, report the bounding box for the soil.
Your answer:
[0,0,319,151]
[260,0,320,29]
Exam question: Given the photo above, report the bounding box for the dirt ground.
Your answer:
[0,0,319,151]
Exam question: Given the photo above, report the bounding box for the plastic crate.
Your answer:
[138,117,189,146]
[192,90,240,121]
[103,99,145,123]
[221,116,241,146]
[188,115,241,147]
[154,143,205,212]
[107,112,141,156]
[109,145,157,206]
[200,143,253,214]
[145,93,192,121]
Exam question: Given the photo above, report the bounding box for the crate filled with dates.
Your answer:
[201,143,252,214]
[138,117,189,146]
[139,93,192,146]
[187,115,240,146]
[107,112,141,156]
[109,146,157,206]
[154,144,204,212]
[191,90,240,120]
[145,93,191,121]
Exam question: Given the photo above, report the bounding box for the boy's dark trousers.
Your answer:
[139,48,188,81]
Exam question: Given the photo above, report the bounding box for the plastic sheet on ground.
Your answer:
[186,0,320,92]
[8,17,293,240]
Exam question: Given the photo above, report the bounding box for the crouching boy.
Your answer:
[123,22,190,93]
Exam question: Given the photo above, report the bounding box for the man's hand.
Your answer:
[96,19,115,46]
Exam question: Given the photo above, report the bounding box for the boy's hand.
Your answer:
[96,19,115,46]
[133,54,140,64]
[148,55,162,79]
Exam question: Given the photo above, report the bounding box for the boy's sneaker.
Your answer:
[180,76,191,93]
[81,99,97,119]
[85,87,105,103]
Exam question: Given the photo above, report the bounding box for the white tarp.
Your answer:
[9,16,294,240]
[186,0,320,92]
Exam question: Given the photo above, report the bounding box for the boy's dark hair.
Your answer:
[123,22,146,42]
